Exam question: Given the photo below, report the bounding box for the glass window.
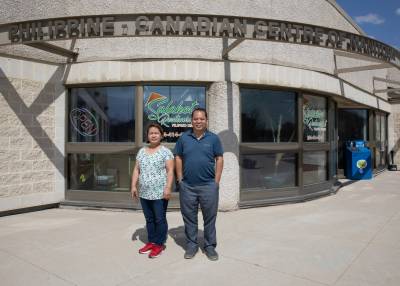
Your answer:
[375,114,381,142]
[240,152,297,189]
[241,89,297,142]
[69,86,135,142]
[68,153,135,192]
[375,113,387,167]
[143,86,206,142]
[338,109,368,141]
[381,114,386,145]
[303,95,327,142]
[380,114,387,166]
[338,109,368,169]
[303,151,327,185]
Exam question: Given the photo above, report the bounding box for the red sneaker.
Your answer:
[139,243,154,254]
[148,244,165,258]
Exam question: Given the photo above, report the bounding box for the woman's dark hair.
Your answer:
[146,122,164,142]
[191,107,208,119]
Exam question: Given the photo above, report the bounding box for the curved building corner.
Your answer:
[0,0,399,213]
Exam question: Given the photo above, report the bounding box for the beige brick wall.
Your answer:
[0,57,64,211]
[391,103,400,165]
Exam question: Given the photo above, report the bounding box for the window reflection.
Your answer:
[375,113,387,167]
[303,152,327,185]
[338,109,368,169]
[241,89,297,142]
[68,154,135,192]
[69,87,135,142]
[303,95,327,142]
[240,152,297,189]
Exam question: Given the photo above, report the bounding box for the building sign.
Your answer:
[143,86,205,142]
[0,14,399,65]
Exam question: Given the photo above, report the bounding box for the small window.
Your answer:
[240,152,297,189]
[69,86,135,142]
[241,89,297,142]
[303,94,327,142]
[303,151,327,185]
[68,153,135,192]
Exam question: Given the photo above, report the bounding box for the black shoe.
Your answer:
[205,247,219,261]
[184,247,198,259]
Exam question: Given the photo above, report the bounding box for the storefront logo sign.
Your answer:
[145,92,199,128]
[303,106,327,141]
[69,108,99,137]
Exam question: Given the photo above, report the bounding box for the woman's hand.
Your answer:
[163,187,171,200]
[131,188,138,200]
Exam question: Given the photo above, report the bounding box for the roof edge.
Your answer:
[325,0,365,35]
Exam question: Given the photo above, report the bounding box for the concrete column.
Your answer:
[207,81,240,211]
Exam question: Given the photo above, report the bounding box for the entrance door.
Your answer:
[337,109,369,173]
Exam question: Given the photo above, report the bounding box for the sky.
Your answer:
[336,0,400,50]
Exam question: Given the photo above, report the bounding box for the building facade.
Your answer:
[1,0,399,213]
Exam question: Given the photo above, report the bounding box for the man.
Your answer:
[174,107,224,261]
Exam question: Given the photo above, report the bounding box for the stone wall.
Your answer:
[387,68,400,166]
[0,56,65,212]
[389,103,400,166]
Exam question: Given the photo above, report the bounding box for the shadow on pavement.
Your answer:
[131,227,147,244]
[168,226,205,251]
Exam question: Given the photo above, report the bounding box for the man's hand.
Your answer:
[163,187,171,200]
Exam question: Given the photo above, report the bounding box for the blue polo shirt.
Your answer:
[174,130,224,186]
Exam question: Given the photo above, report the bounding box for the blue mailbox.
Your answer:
[345,140,372,180]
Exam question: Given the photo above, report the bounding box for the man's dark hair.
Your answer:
[191,107,208,119]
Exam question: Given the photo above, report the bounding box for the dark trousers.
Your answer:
[140,198,169,245]
[179,181,219,250]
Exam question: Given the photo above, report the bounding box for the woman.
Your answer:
[131,123,174,258]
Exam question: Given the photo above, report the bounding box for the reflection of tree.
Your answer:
[242,110,296,141]
[242,105,296,177]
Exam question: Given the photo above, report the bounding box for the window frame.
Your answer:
[239,85,334,205]
[65,82,208,208]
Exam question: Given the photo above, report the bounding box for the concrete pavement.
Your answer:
[0,171,399,286]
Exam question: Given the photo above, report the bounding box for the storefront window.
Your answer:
[375,113,387,167]
[338,109,368,169]
[380,114,387,166]
[241,89,297,142]
[303,151,327,185]
[338,109,368,141]
[143,86,206,142]
[240,151,297,189]
[303,95,327,142]
[69,86,135,142]
[375,114,381,166]
[68,153,135,192]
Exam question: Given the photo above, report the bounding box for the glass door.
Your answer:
[337,109,369,174]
